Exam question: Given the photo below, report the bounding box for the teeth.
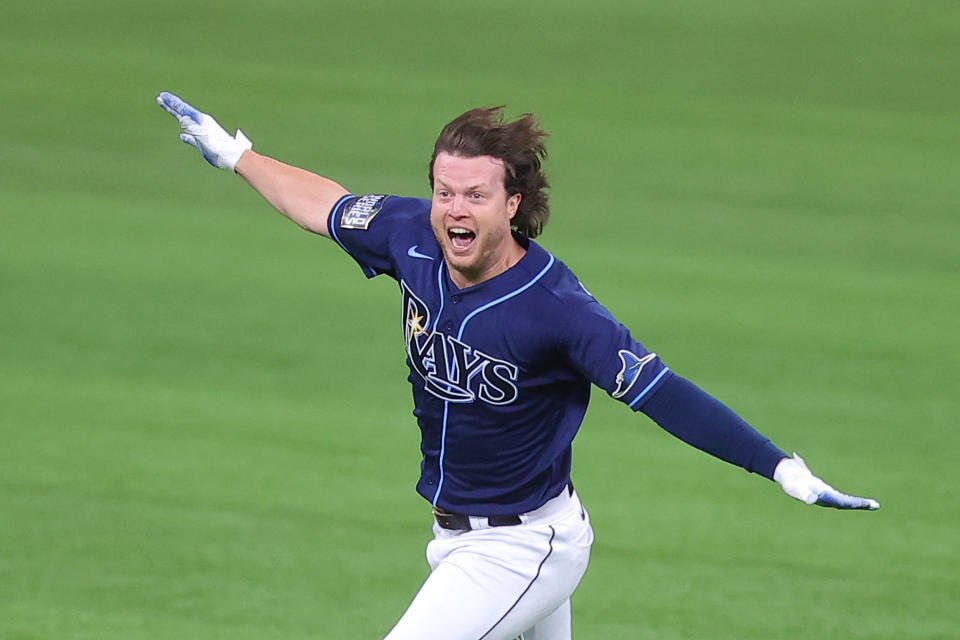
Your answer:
[448,227,475,250]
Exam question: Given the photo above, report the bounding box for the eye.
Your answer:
[436,189,450,198]
[471,192,484,200]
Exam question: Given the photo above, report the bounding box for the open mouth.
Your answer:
[448,227,476,251]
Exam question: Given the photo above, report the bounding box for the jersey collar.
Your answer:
[441,235,552,300]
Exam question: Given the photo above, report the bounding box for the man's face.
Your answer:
[430,152,522,288]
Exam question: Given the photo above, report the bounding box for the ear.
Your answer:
[506,193,521,220]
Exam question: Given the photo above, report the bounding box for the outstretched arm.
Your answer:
[642,374,880,510]
[156,91,348,237]
[234,151,347,237]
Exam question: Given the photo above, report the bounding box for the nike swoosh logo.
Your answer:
[407,245,434,260]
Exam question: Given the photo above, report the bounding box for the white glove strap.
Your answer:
[220,129,253,172]
[178,114,253,172]
[774,453,830,504]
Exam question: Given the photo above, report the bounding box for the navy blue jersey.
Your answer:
[328,194,672,515]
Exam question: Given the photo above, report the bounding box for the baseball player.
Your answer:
[156,92,880,640]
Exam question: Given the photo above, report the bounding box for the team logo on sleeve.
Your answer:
[613,350,657,399]
[401,281,519,405]
[341,194,388,230]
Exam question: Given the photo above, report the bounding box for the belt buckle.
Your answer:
[433,507,471,531]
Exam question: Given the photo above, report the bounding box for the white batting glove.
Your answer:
[774,453,880,510]
[156,91,252,172]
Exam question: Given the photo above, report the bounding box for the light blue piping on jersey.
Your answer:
[432,262,446,331]
[431,254,557,507]
[327,194,378,278]
[456,255,556,341]
[628,367,671,408]
[327,194,353,250]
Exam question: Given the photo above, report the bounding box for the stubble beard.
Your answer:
[435,225,515,288]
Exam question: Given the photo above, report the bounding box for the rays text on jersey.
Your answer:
[402,281,519,405]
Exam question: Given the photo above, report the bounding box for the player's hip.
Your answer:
[427,486,594,564]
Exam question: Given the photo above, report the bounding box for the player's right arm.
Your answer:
[234,151,346,237]
[156,91,346,237]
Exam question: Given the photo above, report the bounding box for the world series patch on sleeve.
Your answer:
[340,194,388,229]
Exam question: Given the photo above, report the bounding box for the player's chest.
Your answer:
[398,276,550,406]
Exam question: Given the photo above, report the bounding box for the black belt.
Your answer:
[433,510,521,530]
[433,481,574,531]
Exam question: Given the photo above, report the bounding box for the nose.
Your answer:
[449,194,468,216]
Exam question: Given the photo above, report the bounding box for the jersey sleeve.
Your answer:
[558,298,672,410]
[327,194,432,279]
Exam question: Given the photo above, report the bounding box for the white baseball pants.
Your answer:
[383,488,594,640]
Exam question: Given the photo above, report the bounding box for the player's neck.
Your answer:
[447,241,527,290]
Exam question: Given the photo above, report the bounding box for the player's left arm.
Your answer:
[557,296,879,511]
[640,375,880,510]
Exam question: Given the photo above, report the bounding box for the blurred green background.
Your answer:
[2,1,957,638]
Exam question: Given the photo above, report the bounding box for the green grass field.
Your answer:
[2,1,958,638]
